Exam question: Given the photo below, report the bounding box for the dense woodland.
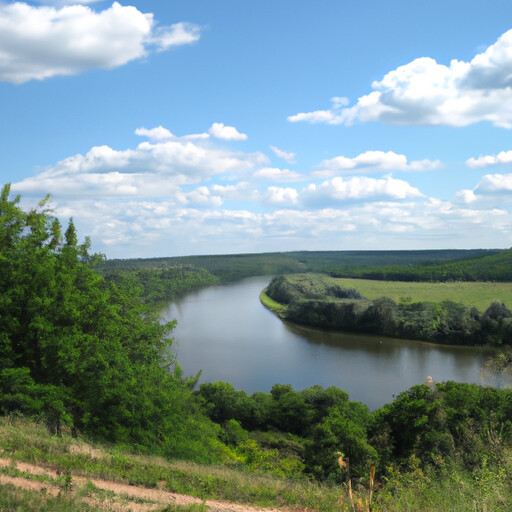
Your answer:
[97,247,503,283]
[2,185,512,510]
[264,274,512,346]
[329,248,512,282]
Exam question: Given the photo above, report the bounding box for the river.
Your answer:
[160,276,500,410]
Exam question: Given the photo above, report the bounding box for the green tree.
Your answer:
[0,185,222,461]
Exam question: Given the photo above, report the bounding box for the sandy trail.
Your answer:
[0,458,285,512]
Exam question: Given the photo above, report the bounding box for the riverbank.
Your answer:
[262,274,512,347]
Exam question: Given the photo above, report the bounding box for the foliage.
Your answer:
[96,248,500,283]
[330,247,512,282]
[0,184,222,462]
[101,266,219,304]
[264,273,512,345]
[369,381,512,472]
[198,382,374,479]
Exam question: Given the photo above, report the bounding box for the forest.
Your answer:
[98,247,504,283]
[2,184,512,511]
[263,274,512,346]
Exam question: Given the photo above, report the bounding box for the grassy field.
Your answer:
[284,273,512,311]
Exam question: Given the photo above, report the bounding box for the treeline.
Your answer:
[97,248,500,283]
[329,248,512,282]
[197,379,512,483]
[100,266,219,303]
[265,275,512,345]
[98,252,307,282]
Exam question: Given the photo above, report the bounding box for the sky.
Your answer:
[2,1,512,258]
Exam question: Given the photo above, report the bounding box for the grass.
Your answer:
[259,290,287,317]
[2,415,512,511]
[0,415,341,512]
[284,273,512,311]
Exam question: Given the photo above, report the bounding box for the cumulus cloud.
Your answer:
[466,150,512,168]
[180,186,223,208]
[135,126,209,141]
[0,2,201,83]
[211,182,256,201]
[301,176,424,207]
[314,150,441,177]
[262,186,299,206]
[253,167,302,182]
[9,123,512,256]
[475,174,512,195]
[135,126,175,141]
[47,194,511,258]
[178,182,257,206]
[12,126,267,198]
[208,123,248,141]
[270,145,296,163]
[458,173,512,203]
[288,28,512,128]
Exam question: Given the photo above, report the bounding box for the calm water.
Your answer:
[160,276,499,410]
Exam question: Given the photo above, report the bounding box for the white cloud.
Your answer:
[288,28,512,128]
[9,124,512,256]
[262,186,299,206]
[152,22,200,51]
[270,145,296,163]
[12,127,268,198]
[314,151,441,177]
[288,97,352,125]
[47,195,510,258]
[0,2,201,83]
[253,167,302,182]
[301,176,424,207]
[211,182,257,201]
[208,123,248,141]
[180,186,223,208]
[135,126,209,141]
[135,126,175,141]
[466,151,512,168]
[475,173,512,195]
[456,189,477,204]
[457,173,512,207]
[35,1,103,5]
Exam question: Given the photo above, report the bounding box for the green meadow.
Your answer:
[284,273,512,311]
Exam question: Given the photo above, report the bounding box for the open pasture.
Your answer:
[336,277,512,311]
[283,273,512,311]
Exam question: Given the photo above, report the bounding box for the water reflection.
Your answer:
[161,276,498,410]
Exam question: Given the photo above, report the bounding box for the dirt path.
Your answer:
[0,458,286,512]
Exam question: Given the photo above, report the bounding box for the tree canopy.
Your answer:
[0,184,220,460]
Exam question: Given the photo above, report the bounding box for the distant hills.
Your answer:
[99,249,512,281]
[98,248,508,282]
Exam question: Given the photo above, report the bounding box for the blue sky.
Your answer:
[2,0,512,257]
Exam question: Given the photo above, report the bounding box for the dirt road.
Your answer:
[0,458,286,512]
